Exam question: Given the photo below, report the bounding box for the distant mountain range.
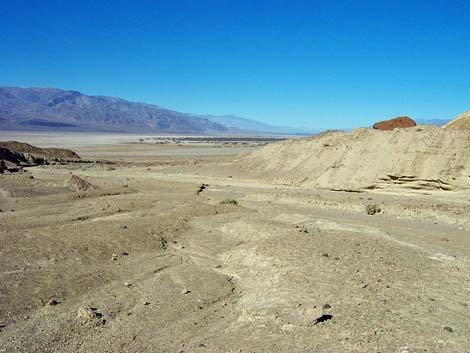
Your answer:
[0,86,313,135]
[415,118,451,127]
[197,114,314,135]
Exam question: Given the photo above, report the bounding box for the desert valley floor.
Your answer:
[1,134,470,353]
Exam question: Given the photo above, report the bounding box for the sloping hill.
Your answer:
[443,111,470,130]
[237,126,470,191]
[0,87,227,133]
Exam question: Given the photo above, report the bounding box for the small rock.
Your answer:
[77,306,97,320]
[124,282,132,287]
[111,253,119,260]
[443,326,454,332]
[70,174,95,192]
[321,253,329,258]
[311,313,333,326]
[46,298,59,306]
[181,288,191,294]
[121,251,129,256]
[77,306,102,321]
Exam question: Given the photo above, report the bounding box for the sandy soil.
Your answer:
[1,140,470,353]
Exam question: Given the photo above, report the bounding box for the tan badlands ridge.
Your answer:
[443,111,470,129]
[238,125,470,191]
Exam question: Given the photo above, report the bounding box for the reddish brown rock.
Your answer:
[373,116,416,130]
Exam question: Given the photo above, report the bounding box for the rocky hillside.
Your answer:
[0,141,80,173]
[0,141,80,159]
[0,87,227,133]
[237,126,470,191]
[443,111,470,130]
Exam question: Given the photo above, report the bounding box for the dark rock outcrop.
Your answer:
[0,141,80,159]
[373,116,416,130]
[0,159,6,173]
[0,147,28,165]
[0,141,81,173]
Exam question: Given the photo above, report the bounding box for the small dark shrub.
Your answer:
[366,203,381,215]
[220,198,238,205]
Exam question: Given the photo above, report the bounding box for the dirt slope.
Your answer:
[443,111,470,130]
[238,126,470,191]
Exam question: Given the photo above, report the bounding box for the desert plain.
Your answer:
[1,131,470,353]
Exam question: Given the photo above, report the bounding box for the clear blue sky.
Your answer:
[1,0,470,129]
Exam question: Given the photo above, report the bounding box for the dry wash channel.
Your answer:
[0,139,470,353]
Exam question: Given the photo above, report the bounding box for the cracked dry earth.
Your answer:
[1,146,470,353]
